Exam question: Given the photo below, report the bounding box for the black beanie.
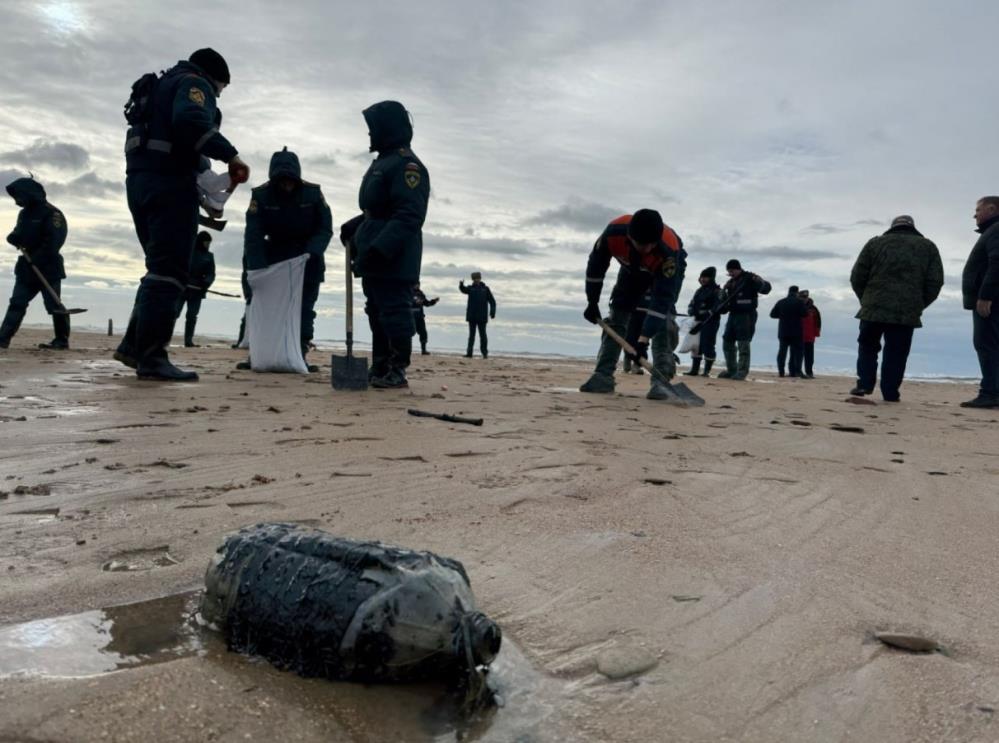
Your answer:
[627,209,664,244]
[197,230,212,247]
[190,48,230,84]
[700,266,716,280]
[726,259,742,271]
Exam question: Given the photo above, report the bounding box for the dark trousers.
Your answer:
[693,316,719,361]
[362,277,414,374]
[301,273,321,350]
[121,173,199,364]
[803,342,815,376]
[0,272,62,340]
[414,314,428,347]
[856,320,914,401]
[777,337,804,376]
[973,311,999,396]
[175,292,203,322]
[467,321,488,356]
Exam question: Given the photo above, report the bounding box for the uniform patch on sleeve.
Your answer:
[51,212,64,229]
[662,256,677,278]
[247,199,258,214]
[404,171,421,189]
[189,87,206,106]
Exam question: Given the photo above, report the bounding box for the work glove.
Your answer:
[626,340,649,364]
[429,297,439,306]
[583,303,602,325]
[227,155,250,188]
[490,311,496,320]
[339,215,364,248]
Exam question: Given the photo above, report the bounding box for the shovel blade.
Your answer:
[331,352,369,391]
[669,381,705,407]
[54,308,88,315]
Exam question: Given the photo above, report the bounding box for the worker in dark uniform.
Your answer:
[176,230,215,347]
[116,48,249,381]
[684,266,721,376]
[717,259,771,380]
[580,209,687,400]
[1,177,69,350]
[240,147,332,371]
[340,100,430,389]
[412,282,439,355]
[769,285,807,377]
[460,272,496,358]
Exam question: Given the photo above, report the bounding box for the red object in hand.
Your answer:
[228,157,250,188]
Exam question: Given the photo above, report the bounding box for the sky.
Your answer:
[1,0,995,377]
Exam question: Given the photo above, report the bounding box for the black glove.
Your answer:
[626,340,649,364]
[490,312,496,320]
[429,297,439,306]
[339,214,364,248]
[583,303,601,324]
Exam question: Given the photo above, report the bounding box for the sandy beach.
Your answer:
[2,328,999,742]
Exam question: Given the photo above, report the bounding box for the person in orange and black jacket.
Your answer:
[580,209,687,400]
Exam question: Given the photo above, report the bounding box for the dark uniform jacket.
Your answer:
[769,290,807,338]
[850,224,943,327]
[125,60,237,178]
[244,149,332,281]
[5,178,66,281]
[962,216,999,310]
[688,283,721,321]
[720,272,772,314]
[189,246,216,297]
[586,214,686,338]
[460,282,496,323]
[412,287,438,318]
[344,101,430,282]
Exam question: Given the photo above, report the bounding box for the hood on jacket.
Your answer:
[6,177,46,206]
[884,224,924,238]
[362,101,413,153]
[268,147,301,183]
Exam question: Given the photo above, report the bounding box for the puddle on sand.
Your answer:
[0,591,571,741]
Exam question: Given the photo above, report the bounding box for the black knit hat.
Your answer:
[190,48,230,84]
[627,209,664,244]
[700,266,716,280]
[726,259,742,271]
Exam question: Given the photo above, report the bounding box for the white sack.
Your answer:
[677,316,700,355]
[245,254,309,373]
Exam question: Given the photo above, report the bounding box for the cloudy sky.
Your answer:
[1,0,995,376]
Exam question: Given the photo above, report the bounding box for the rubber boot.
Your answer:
[421,342,428,355]
[580,372,615,393]
[115,302,139,368]
[39,314,70,349]
[734,341,751,380]
[717,341,737,378]
[684,358,701,376]
[134,281,198,382]
[702,360,713,376]
[0,306,25,349]
[184,316,198,348]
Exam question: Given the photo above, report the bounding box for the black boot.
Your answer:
[0,306,25,349]
[134,280,198,382]
[184,316,198,348]
[702,359,713,376]
[684,358,701,376]
[115,301,139,367]
[39,314,70,349]
[421,342,428,355]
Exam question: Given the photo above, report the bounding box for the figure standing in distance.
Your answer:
[1,177,69,350]
[960,197,999,408]
[340,101,430,389]
[769,285,807,377]
[412,282,439,355]
[717,259,772,380]
[177,230,216,347]
[849,215,943,402]
[460,272,496,358]
[239,147,332,372]
[684,266,721,376]
[799,289,821,378]
[116,48,249,381]
[579,209,687,400]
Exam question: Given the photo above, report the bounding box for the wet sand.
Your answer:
[2,328,999,742]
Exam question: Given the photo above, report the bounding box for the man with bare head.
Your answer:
[961,196,999,408]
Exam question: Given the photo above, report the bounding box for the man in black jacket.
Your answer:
[961,196,999,408]
[176,230,216,347]
[684,266,720,376]
[412,282,439,355]
[769,285,807,377]
[1,177,69,350]
[718,259,772,380]
[460,272,496,358]
[340,101,430,389]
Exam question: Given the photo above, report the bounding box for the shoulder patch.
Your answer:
[662,256,677,278]
[51,211,64,229]
[405,162,420,172]
[247,199,258,214]
[189,87,206,106]
[404,170,421,189]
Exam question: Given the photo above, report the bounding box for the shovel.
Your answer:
[598,319,705,407]
[331,243,369,390]
[18,248,87,315]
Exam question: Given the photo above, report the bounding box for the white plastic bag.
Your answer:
[677,316,700,355]
[245,254,309,373]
